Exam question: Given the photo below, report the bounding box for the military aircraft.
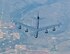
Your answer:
[13,13,61,38]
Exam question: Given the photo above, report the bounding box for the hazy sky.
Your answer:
[0,0,70,54]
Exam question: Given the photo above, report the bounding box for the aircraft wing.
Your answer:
[38,23,62,31]
[14,21,37,31]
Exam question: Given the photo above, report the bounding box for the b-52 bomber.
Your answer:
[13,13,62,38]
